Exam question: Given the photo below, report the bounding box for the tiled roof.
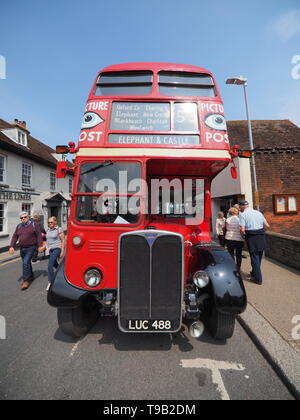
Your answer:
[227,119,300,150]
[0,118,73,169]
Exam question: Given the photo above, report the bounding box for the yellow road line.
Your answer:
[0,258,21,267]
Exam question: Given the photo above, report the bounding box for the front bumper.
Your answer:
[47,259,90,309]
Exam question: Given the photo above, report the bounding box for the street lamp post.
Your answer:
[226,76,259,210]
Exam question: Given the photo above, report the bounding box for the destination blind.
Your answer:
[110,102,199,132]
[111,102,170,131]
[108,134,200,146]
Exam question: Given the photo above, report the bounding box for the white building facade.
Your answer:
[0,118,73,252]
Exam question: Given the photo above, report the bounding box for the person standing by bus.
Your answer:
[216,212,226,246]
[239,201,270,285]
[42,217,65,291]
[9,212,44,290]
[225,207,244,270]
[31,212,46,263]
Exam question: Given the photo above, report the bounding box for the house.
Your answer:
[212,119,300,237]
[0,118,74,252]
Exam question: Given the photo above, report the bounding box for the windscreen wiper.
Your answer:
[80,160,113,176]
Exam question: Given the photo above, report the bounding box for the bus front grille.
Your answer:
[118,231,183,333]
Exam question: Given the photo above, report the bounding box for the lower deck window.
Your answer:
[76,195,140,225]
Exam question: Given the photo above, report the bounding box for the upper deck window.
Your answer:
[158,71,216,97]
[95,71,153,96]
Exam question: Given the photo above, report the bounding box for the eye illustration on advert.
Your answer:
[81,112,105,129]
[204,114,227,131]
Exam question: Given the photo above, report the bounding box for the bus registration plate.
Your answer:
[127,319,174,331]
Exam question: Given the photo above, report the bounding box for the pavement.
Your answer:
[0,248,299,399]
[238,255,300,399]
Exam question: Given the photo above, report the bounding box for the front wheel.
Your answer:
[206,307,236,341]
[57,300,99,338]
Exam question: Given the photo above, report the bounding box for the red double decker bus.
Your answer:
[49,62,247,340]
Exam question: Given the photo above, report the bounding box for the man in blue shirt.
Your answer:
[239,201,270,285]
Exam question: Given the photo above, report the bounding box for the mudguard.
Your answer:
[192,243,247,315]
[47,259,90,309]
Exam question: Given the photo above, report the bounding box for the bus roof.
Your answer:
[99,62,213,76]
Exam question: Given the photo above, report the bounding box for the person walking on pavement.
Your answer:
[216,211,226,247]
[41,217,65,291]
[9,211,44,290]
[31,212,46,263]
[239,200,270,285]
[225,207,244,270]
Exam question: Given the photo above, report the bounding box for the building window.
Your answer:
[0,154,6,184]
[273,194,298,215]
[22,203,32,216]
[0,203,6,232]
[50,172,56,191]
[18,131,26,146]
[22,163,32,187]
[69,178,73,193]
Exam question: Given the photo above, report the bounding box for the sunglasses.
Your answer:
[20,216,28,220]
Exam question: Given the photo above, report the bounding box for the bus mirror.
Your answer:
[238,150,252,158]
[231,145,252,159]
[56,145,70,154]
[56,142,77,154]
[56,161,68,178]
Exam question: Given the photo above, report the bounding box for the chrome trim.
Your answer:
[118,230,185,333]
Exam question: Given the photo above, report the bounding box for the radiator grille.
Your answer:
[119,231,183,333]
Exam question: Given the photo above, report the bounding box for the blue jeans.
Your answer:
[250,251,264,284]
[48,248,61,284]
[20,246,36,283]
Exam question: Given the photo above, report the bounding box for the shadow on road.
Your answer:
[17,269,48,284]
[53,316,228,352]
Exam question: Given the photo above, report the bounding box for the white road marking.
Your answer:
[70,338,84,358]
[181,358,246,400]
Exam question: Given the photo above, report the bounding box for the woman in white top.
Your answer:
[225,207,244,270]
[41,217,65,291]
[216,212,226,247]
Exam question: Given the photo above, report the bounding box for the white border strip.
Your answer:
[77,148,231,159]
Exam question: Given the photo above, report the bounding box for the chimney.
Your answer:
[13,119,29,133]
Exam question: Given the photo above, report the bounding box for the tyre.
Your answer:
[207,307,236,341]
[57,299,99,338]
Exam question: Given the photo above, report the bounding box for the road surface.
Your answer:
[0,258,294,400]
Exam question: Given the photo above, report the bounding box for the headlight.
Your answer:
[73,236,82,246]
[193,271,210,288]
[84,268,102,288]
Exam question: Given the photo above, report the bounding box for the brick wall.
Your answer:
[255,150,300,236]
[265,231,300,270]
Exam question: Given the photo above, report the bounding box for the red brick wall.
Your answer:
[254,150,300,236]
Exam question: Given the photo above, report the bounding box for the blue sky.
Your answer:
[0,0,300,149]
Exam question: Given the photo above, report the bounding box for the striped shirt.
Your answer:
[46,226,63,250]
[225,215,244,242]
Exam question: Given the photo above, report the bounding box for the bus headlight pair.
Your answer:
[193,271,210,288]
[84,269,102,288]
